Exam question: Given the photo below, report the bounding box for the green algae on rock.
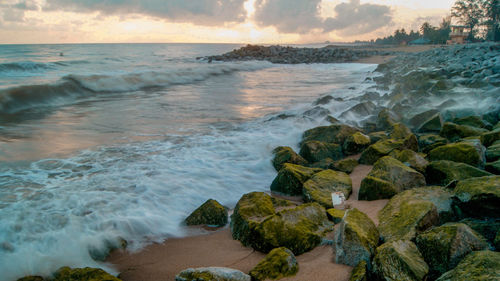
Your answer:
[389,123,413,139]
[326,208,346,224]
[453,115,490,129]
[481,128,500,147]
[435,250,500,281]
[52,267,121,281]
[440,122,488,141]
[335,208,379,267]
[270,163,322,196]
[175,267,251,281]
[367,131,388,144]
[418,134,447,154]
[349,260,368,281]
[301,124,360,145]
[453,175,500,218]
[299,141,343,162]
[373,240,429,281]
[185,199,228,227]
[249,247,298,281]
[302,170,352,208]
[459,218,500,244]
[486,143,500,162]
[343,132,371,155]
[486,159,500,174]
[358,176,398,201]
[425,160,492,186]
[331,158,358,174]
[428,141,485,168]
[271,146,307,171]
[359,139,406,165]
[377,108,400,130]
[389,149,429,173]
[417,113,443,133]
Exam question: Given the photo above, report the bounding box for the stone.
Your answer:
[335,208,379,266]
[249,247,298,281]
[358,176,398,201]
[326,208,345,224]
[373,240,429,281]
[454,115,489,129]
[303,106,330,118]
[416,223,489,278]
[299,141,343,163]
[459,218,500,244]
[454,175,500,218]
[271,146,307,171]
[302,170,352,208]
[359,138,416,165]
[343,132,371,155]
[486,143,500,162]
[425,160,492,186]
[175,267,251,281]
[17,277,45,281]
[389,149,429,173]
[377,108,401,130]
[301,124,360,145]
[440,122,488,142]
[270,163,322,196]
[418,134,447,154]
[331,158,358,174]
[340,101,377,119]
[417,113,444,133]
[435,250,500,281]
[349,260,368,281]
[367,131,388,143]
[185,199,228,227]
[408,109,439,129]
[389,123,413,139]
[486,159,500,174]
[313,95,334,105]
[52,267,121,281]
[306,157,335,169]
[428,141,485,168]
[495,231,500,250]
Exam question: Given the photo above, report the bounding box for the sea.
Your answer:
[0,43,379,280]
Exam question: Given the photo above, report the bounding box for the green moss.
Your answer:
[390,123,413,139]
[185,199,228,227]
[331,158,359,174]
[326,208,346,224]
[454,176,500,217]
[302,124,360,145]
[459,218,500,242]
[377,108,400,130]
[417,113,443,133]
[425,160,492,186]
[52,267,121,281]
[17,277,45,281]
[359,139,405,164]
[389,149,429,173]
[249,247,298,280]
[302,170,352,208]
[343,132,371,155]
[428,141,483,168]
[368,131,388,143]
[418,134,447,154]
[453,116,488,129]
[299,141,343,162]
[495,231,500,250]
[271,146,307,171]
[481,128,500,147]
[436,250,500,281]
[485,159,500,174]
[270,163,322,196]
[359,176,398,201]
[486,143,500,162]
[373,240,429,281]
[349,260,368,281]
[440,122,488,141]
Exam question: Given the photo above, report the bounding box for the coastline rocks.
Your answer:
[301,124,359,145]
[440,122,488,141]
[359,137,417,165]
[270,163,322,196]
[486,142,500,161]
[417,113,444,133]
[428,141,485,168]
[331,158,358,174]
[454,115,490,129]
[302,170,352,208]
[249,247,298,281]
[425,160,491,186]
[349,260,368,281]
[175,267,251,281]
[389,123,413,139]
[389,149,428,173]
[418,134,447,154]
[334,208,379,267]
[376,109,400,130]
[343,132,371,155]
[486,159,500,174]
[459,218,500,244]
[372,240,429,281]
[52,267,121,281]
[481,128,500,147]
[299,141,343,162]
[185,199,228,227]
[326,208,346,224]
[416,223,488,278]
[453,176,500,217]
[17,277,45,281]
[272,146,307,171]
[435,250,500,281]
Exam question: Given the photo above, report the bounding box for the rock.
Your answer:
[249,247,298,281]
[377,108,401,130]
[331,158,358,174]
[303,106,330,118]
[270,163,322,196]
[389,149,429,173]
[435,250,500,281]
[272,146,308,171]
[459,218,500,244]
[325,115,340,124]
[373,240,429,281]
[416,223,489,278]
[359,137,417,165]
[440,122,488,142]
[175,267,251,281]
[486,143,500,161]
[52,267,121,281]
[428,141,485,168]
[306,157,335,169]
[389,123,413,139]
[17,277,45,281]
[486,159,500,174]
[359,156,426,200]
[367,131,388,143]
[418,134,447,154]
[408,109,439,129]
[185,199,228,227]
[425,160,492,186]
[301,124,359,145]
[326,208,345,224]
[299,141,343,162]
[335,208,379,266]
[454,175,500,218]
[495,231,500,250]
[343,132,371,155]
[349,260,368,281]
[339,101,377,119]
[313,95,334,105]
[303,170,352,208]
[454,115,490,129]
[417,113,444,133]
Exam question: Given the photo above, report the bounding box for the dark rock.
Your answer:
[313,95,334,105]
[454,175,500,218]
[454,115,490,129]
[389,149,429,173]
[459,218,500,244]
[349,260,368,281]
[409,109,440,129]
[185,199,228,227]
[343,132,371,155]
[428,141,485,168]
[486,143,500,161]
[326,208,345,224]
[377,108,401,130]
[481,128,500,147]
[367,131,388,143]
[175,267,251,281]
[249,247,298,281]
[53,267,121,281]
[302,124,360,145]
[418,113,444,133]
[303,106,331,118]
[359,137,417,165]
[425,160,492,186]
[331,158,358,174]
[389,123,413,139]
[435,250,500,281]
[486,159,500,174]
[418,134,447,154]
[17,277,45,281]
[270,163,322,196]
[303,170,352,208]
[271,146,308,171]
[299,141,343,163]
[440,122,488,141]
[373,240,429,281]
[339,101,377,119]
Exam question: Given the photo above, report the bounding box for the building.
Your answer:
[447,25,469,44]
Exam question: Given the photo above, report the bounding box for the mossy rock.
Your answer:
[303,170,352,208]
[481,128,500,147]
[185,199,228,227]
[453,116,489,129]
[301,124,360,145]
[417,113,444,133]
[428,141,485,168]
[359,139,405,165]
[416,223,489,279]
[343,132,371,155]
[331,158,358,174]
[270,163,322,196]
[358,176,398,201]
[335,208,379,266]
[249,247,298,280]
[175,267,251,281]
[349,260,368,281]
[495,231,500,250]
[52,267,121,281]
[299,141,343,162]
[367,131,388,144]
[418,134,447,154]
[454,176,500,218]
[440,122,487,141]
[326,208,346,224]
[486,143,500,162]
[425,160,492,186]
[272,146,307,171]
[306,157,335,169]
[435,250,500,281]
[389,123,413,139]
[408,109,439,129]
[17,277,45,281]
[389,149,429,173]
[373,240,429,281]
[459,218,500,244]
[486,159,500,174]
[254,203,333,255]
[377,108,401,130]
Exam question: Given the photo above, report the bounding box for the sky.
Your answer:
[0,0,456,44]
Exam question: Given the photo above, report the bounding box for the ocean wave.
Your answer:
[0,61,55,72]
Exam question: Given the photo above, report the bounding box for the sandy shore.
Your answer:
[356,45,442,64]
[107,161,387,281]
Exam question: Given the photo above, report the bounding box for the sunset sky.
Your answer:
[0,0,456,44]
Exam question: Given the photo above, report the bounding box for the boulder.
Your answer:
[17,277,45,281]
[440,122,488,141]
[389,149,429,173]
[425,160,492,186]
[435,250,500,281]
[335,208,379,266]
[486,159,500,174]
[326,208,346,224]
[377,108,401,130]
[358,176,398,201]
[303,106,330,118]
[454,176,500,218]
[249,247,298,281]
[417,113,444,133]
[343,132,371,155]
[495,231,500,250]
[359,137,417,165]
[303,170,352,208]
[270,163,322,196]
[349,260,368,281]
[486,143,500,162]
[454,115,489,129]
[175,267,251,281]
[389,123,413,139]
[459,218,500,244]
[299,141,343,162]
[52,267,121,281]
[428,141,485,168]
[331,158,358,174]
[373,240,429,281]
[418,134,447,154]
[416,223,489,278]
[306,157,335,169]
[185,199,228,227]
[408,109,439,129]
[301,124,359,145]
[272,146,307,171]
[339,101,377,119]
[314,95,334,105]
[367,131,388,143]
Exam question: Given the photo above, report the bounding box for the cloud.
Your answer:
[43,0,248,25]
[254,0,392,35]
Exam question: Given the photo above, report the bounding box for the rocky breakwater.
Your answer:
[203,44,391,64]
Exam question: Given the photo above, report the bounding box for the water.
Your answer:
[0,43,378,280]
